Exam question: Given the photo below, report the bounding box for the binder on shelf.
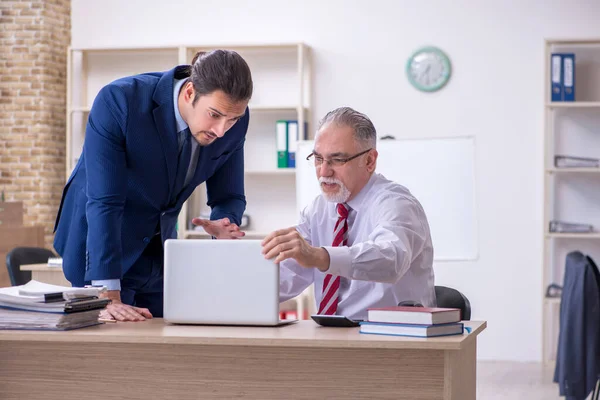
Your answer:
[276,120,288,168]
[287,121,298,168]
[562,53,575,101]
[286,120,308,168]
[549,220,594,234]
[554,155,599,168]
[551,53,562,102]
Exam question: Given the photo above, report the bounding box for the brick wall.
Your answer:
[0,0,71,248]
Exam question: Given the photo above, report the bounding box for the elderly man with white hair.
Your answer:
[261,107,436,320]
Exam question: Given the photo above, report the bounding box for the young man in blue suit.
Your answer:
[53,50,253,321]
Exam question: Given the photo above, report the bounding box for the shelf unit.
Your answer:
[542,39,600,362]
[66,43,314,319]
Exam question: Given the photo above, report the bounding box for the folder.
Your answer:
[276,120,288,168]
[287,121,298,168]
[285,120,309,168]
[562,53,575,101]
[549,220,593,234]
[555,155,599,168]
[550,53,562,102]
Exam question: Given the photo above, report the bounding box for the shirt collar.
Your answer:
[346,173,378,212]
[173,78,189,133]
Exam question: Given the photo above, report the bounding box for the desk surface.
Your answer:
[0,319,485,350]
[20,263,59,272]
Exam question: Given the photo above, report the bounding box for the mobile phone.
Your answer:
[311,314,362,327]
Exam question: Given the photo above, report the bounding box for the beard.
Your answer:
[319,177,351,203]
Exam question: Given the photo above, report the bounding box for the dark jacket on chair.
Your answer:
[553,251,600,400]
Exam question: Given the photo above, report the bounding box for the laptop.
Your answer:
[163,239,296,326]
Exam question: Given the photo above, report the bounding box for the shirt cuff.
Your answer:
[322,246,352,277]
[91,279,121,291]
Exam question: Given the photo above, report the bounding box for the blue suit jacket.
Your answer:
[53,66,249,287]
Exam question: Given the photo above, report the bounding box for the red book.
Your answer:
[367,306,461,325]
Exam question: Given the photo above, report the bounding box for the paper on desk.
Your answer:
[17,280,101,298]
[0,281,104,313]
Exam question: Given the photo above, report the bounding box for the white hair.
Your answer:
[317,107,377,150]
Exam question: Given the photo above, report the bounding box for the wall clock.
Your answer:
[406,46,452,92]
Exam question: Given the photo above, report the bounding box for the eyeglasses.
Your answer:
[306,148,372,168]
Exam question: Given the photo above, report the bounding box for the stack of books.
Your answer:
[0,280,110,330]
[359,306,463,338]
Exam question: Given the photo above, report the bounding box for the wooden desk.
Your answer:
[0,319,486,400]
[20,263,70,287]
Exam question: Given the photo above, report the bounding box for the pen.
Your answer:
[99,318,117,323]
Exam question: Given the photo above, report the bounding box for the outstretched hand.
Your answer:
[261,227,330,271]
[191,217,245,239]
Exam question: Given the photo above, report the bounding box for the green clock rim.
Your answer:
[406,46,452,92]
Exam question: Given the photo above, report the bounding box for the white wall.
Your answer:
[71,0,600,361]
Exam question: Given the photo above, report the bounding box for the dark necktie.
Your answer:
[173,128,191,199]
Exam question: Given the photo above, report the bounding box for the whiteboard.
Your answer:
[295,137,478,261]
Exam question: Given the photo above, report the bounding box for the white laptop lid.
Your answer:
[163,239,280,325]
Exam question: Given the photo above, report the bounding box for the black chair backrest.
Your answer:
[435,285,471,321]
[6,247,56,286]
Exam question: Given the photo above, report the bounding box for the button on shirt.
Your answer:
[92,78,198,291]
[279,173,436,320]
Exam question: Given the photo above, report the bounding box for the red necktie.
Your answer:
[318,203,349,315]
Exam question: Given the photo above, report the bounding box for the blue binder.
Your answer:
[562,53,575,101]
[550,53,562,102]
[286,121,308,168]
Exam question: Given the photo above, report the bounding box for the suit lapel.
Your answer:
[152,66,191,201]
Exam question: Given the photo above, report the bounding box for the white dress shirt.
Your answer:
[280,172,436,320]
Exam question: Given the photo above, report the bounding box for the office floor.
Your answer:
[477,361,573,400]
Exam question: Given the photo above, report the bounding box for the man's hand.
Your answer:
[98,290,153,322]
[192,217,245,239]
[261,227,330,271]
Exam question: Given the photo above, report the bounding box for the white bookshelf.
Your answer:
[545,101,600,108]
[542,39,600,362]
[546,167,600,174]
[545,233,600,239]
[66,43,314,319]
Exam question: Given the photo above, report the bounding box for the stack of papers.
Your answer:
[0,280,110,330]
[0,308,102,330]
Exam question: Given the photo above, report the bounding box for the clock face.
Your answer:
[406,47,451,92]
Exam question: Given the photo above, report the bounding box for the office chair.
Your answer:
[6,247,56,286]
[435,285,471,321]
